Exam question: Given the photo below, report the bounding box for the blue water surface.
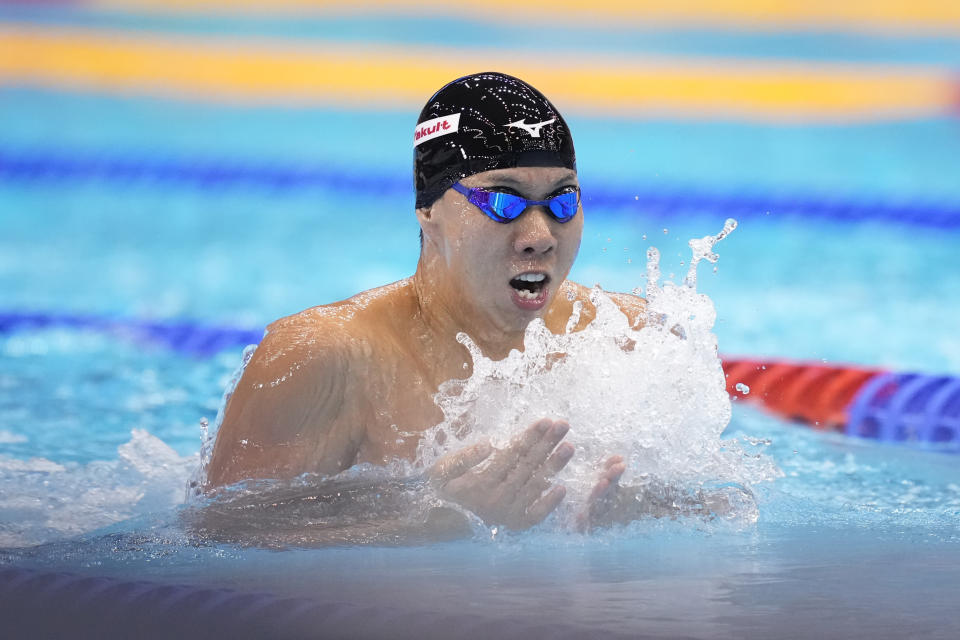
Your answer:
[1,8,959,639]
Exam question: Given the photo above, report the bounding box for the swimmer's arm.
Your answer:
[554,282,647,333]
[206,326,364,488]
[187,475,474,547]
[578,457,751,530]
[195,423,572,546]
[611,292,694,339]
[608,292,647,329]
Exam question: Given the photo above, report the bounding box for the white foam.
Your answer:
[0,430,29,444]
[416,220,781,527]
[0,429,196,547]
[0,456,64,473]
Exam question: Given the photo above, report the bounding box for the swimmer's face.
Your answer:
[419,166,583,332]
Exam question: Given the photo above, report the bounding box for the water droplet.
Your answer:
[735,383,750,395]
[412,221,770,529]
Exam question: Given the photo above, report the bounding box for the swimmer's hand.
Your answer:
[576,455,627,533]
[429,419,574,531]
[576,458,759,531]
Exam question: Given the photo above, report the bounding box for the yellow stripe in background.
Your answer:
[87,0,960,36]
[1,24,956,122]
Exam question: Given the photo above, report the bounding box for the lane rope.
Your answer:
[3,312,958,450]
[2,148,959,227]
[723,358,960,451]
[0,311,262,358]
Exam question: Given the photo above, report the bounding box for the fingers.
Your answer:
[592,455,626,494]
[589,458,626,500]
[482,419,553,480]
[501,420,570,488]
[432,420,578,531]
[519,485,566,528]
[429,440,492,485]
[512,442,574,509]
[525,421,570,469]
[586,476,613,503]
[544,441,575,476]
[603,455,625,470]
[604,461,627,483]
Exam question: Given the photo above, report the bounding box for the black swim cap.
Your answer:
[413,72,576,209]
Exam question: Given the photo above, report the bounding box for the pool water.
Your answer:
[2,3,960,638]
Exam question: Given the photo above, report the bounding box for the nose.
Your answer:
[512,207,557,256]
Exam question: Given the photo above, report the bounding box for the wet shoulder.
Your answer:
[547,280,648,333]
[259,279,416,366]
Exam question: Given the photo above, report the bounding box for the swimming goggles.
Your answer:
[451,181,580,224]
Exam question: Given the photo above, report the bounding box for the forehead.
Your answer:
[466,166,577,188]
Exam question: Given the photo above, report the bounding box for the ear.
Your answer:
[416,204,439,245]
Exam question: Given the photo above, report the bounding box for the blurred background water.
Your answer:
[1,1,959,637]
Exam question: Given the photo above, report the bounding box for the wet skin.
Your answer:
[207,166,646,531]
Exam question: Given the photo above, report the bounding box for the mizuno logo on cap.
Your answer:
[414,113,461,147]
[506,118,556,138]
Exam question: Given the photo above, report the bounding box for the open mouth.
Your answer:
[509,272,550,302]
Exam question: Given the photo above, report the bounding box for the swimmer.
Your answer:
[206,72,646,534]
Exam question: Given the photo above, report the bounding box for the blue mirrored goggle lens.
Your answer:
[467,188,579,223]
[547,191,579,222]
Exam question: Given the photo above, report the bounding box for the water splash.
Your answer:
[0,429,196,548]
[417,219,779,527]
[187,343,257,497]
[684,218,737,289]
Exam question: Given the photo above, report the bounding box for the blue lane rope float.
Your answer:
[845,373,960,444]
[2,148,959,227]
[4,312,959,450]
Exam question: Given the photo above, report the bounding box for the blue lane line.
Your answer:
[0,311,263,357]
[5,310,958,451]
[2,148,959,228]
[0,149,410,194]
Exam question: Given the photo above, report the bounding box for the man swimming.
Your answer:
[206,72,645,532]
